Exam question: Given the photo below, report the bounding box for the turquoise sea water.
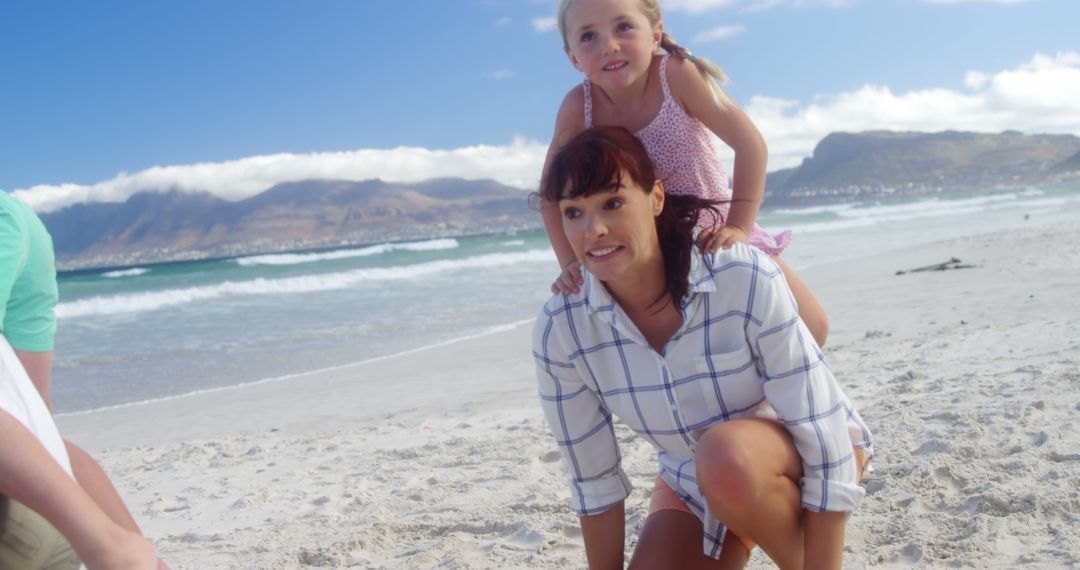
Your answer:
[53,185,1080,414]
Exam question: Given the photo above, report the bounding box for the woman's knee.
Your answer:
[694,425,761,511]
[694,420,801,511]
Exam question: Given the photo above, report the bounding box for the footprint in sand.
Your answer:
[146,496,191,514]
[540,450,562,463]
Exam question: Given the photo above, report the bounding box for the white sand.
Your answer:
[58,220,1080,569]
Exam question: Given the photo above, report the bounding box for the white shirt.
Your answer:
[0,335,73,477]
[533,244,872,518]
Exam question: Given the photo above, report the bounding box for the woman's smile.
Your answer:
[587,244,623,260]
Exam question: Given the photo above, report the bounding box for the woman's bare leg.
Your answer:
[772,257,829,347]
[694,419,805,569]
[629,509,748,570]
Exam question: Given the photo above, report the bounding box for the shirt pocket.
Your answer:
[693,344,765,421]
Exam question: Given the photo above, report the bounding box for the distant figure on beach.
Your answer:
[533,127,872,569]
[0,189,167,569]
[538,0,830,347]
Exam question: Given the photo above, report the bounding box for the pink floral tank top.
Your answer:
[583,55,732,225]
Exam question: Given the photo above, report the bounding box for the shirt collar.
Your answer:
[583,247,715,318]
[688,247,717,294]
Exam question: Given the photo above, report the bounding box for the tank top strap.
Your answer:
[658,54,672,100]
[582,78,594,128]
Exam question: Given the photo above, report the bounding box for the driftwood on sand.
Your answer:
[895,257,977,275]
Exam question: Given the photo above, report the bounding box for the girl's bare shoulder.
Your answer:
[553,85,587,136]
[664,55,712,100]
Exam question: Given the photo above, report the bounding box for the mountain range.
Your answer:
[764,130,1080,204]
[44,178,537,269]
[40,130,1080,270]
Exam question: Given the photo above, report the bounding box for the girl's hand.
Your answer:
[698,225,749,253]
[551,260,584,295]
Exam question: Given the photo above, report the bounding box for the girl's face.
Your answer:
[563,0,662,92]
[559,171,665,288]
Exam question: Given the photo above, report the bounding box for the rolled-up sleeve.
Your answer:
[533,306,630,516]
[745,251,869,512]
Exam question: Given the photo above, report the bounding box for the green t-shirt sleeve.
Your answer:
[0,196,57,352]
[0,204,27,332]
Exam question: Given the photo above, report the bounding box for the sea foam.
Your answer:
[234,238,459,266]
[57,249,552,319]
[101,268,150,278]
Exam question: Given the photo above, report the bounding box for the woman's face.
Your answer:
[559,171,665,288]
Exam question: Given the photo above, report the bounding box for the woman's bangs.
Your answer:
[562,141,627,200]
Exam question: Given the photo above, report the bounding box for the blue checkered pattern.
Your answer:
[533,244,873,557]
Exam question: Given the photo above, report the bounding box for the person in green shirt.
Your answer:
[1,190,167,569]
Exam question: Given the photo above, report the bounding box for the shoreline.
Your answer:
[59,219,1080,568]
[56,319,533,420]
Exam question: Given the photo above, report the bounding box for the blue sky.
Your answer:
[2,0,1078,212]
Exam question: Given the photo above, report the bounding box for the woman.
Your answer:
[533,127,872,569]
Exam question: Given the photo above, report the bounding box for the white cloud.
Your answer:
[491,68,515,80]
[493,16,512,29]
[17,52,1080,213]
[14,138,549,214]
[746,51,1080,170]
[665,0,852,13]
[922,0,1035,4]
[665,0,738,12]
[532,17,557,32]
[964,70,989,89]
[693,25,746,43]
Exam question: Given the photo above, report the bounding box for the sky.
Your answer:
[2,0,1078,213]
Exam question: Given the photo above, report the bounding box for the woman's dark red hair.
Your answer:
[543,126,719,308]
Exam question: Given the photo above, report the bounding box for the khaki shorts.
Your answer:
[0,496,82,570]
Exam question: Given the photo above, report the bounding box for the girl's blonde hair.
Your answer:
[557,0,730,106]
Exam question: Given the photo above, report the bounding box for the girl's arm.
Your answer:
[580,502,626,570]
[540,88,587,293]
[666,57,768,236]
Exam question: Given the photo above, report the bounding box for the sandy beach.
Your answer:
[57,219,1080,569]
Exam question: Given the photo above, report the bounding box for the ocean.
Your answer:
[53,185,1080,414]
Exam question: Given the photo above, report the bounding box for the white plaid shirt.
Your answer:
[533,244,872,528]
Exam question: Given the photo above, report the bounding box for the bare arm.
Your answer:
[580,502,626,570]
[14,348,52,408]
[13,349,144,535]
[0,410,159,570]
[540,88,588,269]
[667,57,768,233]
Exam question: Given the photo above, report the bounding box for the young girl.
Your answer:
[540,0,830,345]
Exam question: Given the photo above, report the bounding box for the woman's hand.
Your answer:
[551,260,584,295]
[697,225,749,253]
